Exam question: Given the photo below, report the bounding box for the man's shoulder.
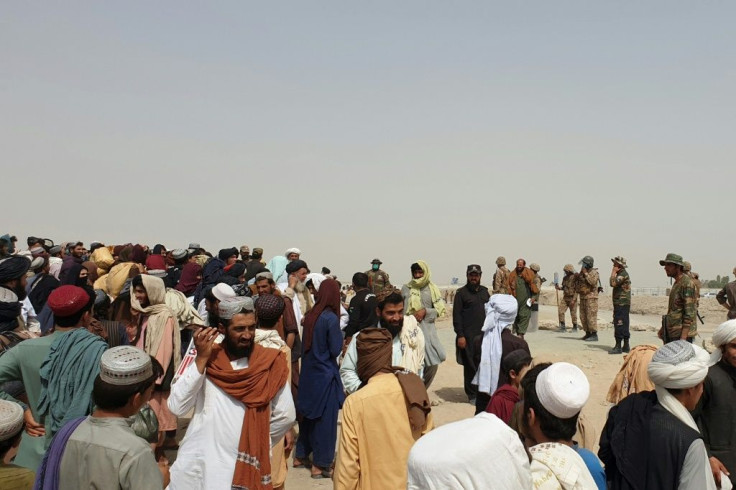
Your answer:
[348,373,402,403]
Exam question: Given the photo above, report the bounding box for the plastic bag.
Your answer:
[131,403,159,442]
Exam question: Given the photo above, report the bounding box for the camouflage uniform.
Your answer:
[576,268,600,335]
[665,274,697,341]
[366,269,391,296]
[558,272,579,326]
[610,261,631,344]
[492,266,510,295]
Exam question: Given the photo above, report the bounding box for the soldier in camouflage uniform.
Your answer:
[576,255,600,341]
[659,253,697,343]
[492,256,510,295]
[683,261,701,309]
[555,264,579,332]
[365,258,392,296]
[609,256,632,354]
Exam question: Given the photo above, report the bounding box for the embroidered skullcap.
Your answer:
[218,296,254,320]
[0,256,32,283]
[536,362,590,419]
[188,243,201,250]
[48,245,62,255]
[171,249,188,260]
[0,400,24,441]
[255,271,273,281]
[255,294,285,321]
[285,247,301,256]
[30,246,45,257]
[99,346,153,386]
[711,320,736,364]
[648,340,711,389]
[285,259,308,274]
[212,283,236,302]
[47,285,91,317]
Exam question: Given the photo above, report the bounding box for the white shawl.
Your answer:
[473,294,518,395]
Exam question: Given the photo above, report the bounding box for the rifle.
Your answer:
[697,311,705,325]
[597,277,604,294]
[554,272,560,310]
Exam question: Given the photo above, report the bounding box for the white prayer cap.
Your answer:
[171,249,188,260]
[218,296,255,320]
[255,271,273,281]
[0,287,18,303]
[408,413,532,490]
[30,256,45,270]
[147,269,167,279]
[306,273,326,291]
[647,340,712,390]
[0,400,24,441]
[188,242,201,250]
[536,362,590,419]
[99,346,153,386]
[285,247,301,256]
[212,283,236,302]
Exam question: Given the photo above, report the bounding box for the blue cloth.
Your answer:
[37,329,107,440]
[266,256,288,284]
[297,310,344,418]
[192,258,225,306]
[575,445,607,490]
[34,416,86,490]
[38,304,54,335]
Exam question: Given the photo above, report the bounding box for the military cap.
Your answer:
[683,261,691,272]
[496,256,506,266]
[371,258,382,265]
[529,263,540,272]
[579,256,594,267]
[466,264,482,274]
[240,245,250,254]
[611,256,627,268]
[659,253,684,267]
[252,247,263,255]
[563,264,575,273]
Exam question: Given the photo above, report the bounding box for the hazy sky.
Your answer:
[2,3,733,287]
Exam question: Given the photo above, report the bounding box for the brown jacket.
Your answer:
[507,267,539,298]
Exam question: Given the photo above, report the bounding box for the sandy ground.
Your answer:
[169,291,729,488]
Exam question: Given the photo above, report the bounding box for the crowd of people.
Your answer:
[0,235,734,489]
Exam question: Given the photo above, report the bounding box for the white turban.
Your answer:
[710,319,736,364]
[647,340,712,432]
[285,248,301,257]
[306,273,326,292]
[473,294,518,395]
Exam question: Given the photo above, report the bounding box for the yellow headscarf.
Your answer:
[406,260,446,317]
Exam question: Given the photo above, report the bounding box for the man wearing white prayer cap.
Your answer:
[600,340,721,490]
[0,400,34,488]
[694,320,736,487]
[520,362,602,489]
[46,346,167,489]
[407,411,532,489]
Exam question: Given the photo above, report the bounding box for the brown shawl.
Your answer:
[356,328,431,431]
[507,267,539,298]
[302,278,340,353]
[207,343,289,490]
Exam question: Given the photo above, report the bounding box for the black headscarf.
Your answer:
[61,263,88,288]
[0,256,31,283]
[0,288,21,333]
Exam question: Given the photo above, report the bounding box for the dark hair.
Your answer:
[378,291,404,311]
[131,275,144,290]
[321,267,331,275]
[410,263,422,272]
[255,276,275,286]
[352,272,369,288]
[521,363,578,441]
[92,356,164,410]
[258,315,278,329]
[501,349,532,376]
[0,431,21,456]
[55,290,95,328]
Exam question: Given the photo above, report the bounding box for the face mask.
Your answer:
[372,264,379,271]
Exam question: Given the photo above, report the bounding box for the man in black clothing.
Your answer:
[344,272,377,344]
[243,248,268,284]
[453,264,490,403]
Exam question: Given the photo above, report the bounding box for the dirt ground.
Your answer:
[170,292,728,488]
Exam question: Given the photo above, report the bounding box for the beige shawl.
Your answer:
[131,275,181,368]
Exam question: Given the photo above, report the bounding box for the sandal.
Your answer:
[311,468,333,479]
[293,457,312,469]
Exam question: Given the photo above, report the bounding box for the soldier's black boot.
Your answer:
[584,332,598,342]
[572,324,580,332]
[622,339,631,353]
[581,331,591,340]
[558,322,566,333]
[609,339,622,354]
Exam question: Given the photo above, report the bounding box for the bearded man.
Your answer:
[340,290,425,395]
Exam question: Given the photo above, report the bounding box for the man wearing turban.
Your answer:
[599,340,719,489]
[694,320,736,488]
